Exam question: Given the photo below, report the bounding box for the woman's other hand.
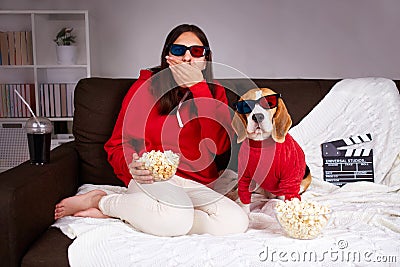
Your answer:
[166,55,204,88]
[128,153,154,184]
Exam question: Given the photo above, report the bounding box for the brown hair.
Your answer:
[151,24,215,115]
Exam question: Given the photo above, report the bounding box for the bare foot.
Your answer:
[74,208,110,219]
[54,190,107,220]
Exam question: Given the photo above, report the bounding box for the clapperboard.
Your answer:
[321,134,374,186]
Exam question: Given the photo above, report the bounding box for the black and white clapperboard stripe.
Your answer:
[321,134,374,186]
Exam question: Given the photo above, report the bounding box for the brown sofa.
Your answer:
[1,77,399,266]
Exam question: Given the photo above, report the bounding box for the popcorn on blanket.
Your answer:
[275,198,331,239]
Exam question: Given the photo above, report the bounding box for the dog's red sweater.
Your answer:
[104,69,232,186]
[237,134,306,204]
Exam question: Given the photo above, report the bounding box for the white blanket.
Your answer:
[53,78,400,266]
[53,182,400,267]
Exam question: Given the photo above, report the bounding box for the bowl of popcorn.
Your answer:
[136,150,180,182]
[274,198,332,240]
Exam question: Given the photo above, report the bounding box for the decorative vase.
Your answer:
[56,45,78,65]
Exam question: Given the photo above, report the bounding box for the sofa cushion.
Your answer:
[73,78,135,185]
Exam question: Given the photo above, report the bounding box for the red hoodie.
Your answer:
[104,69,232,186]
[237,134,306,204]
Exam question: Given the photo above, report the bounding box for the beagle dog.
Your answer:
[232,88,312,206]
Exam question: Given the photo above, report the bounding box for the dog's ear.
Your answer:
[272,98,292,143]
[231,112,247,143]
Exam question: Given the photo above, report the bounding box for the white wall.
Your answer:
[1,0,399,79]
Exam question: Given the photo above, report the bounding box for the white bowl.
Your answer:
[137,150,180,182]
[274,209,332,239]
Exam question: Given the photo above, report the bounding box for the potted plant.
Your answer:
[54,27,78,65]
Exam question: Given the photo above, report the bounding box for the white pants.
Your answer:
[98,176,249,237]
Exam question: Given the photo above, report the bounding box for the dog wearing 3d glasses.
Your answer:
[231,88,312,211]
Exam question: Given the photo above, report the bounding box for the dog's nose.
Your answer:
[252,113,264,123]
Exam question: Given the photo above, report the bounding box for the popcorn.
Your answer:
[136,150,180,181]
[275,198,331,239]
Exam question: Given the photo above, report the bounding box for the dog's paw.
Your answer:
[237,201,250,215]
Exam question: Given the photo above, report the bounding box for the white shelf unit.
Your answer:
[0,10,90,172]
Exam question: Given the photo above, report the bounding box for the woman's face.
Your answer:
[169,31,207,69]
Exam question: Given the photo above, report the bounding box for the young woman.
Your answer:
[54,24,249,237]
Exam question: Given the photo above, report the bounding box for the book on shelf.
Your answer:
[14,32,22,65]
[60,83,67,117]
[66,83,75,117]
[9,85,15,117]
[43,83,50,117]
[26,31,33,65]
[21,84,27,117]
[39,84,45,117]
[0,83,75,118]
[7,32,15,65]
[0,31,33,66]
[2,85,9,117]
[0,83,35,118]
[27,84,36,117]
[53,83,61,117]
[15,84,23,117]
[20,31,28,65]
[0,84,5,117]
[49,83,55,117]
[7,85,12,116]
[38,83,75,118]
[0,31,9,65]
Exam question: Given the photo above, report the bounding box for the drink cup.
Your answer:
[25,117,53,165]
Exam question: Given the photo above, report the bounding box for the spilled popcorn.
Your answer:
[275,198,331,239]
[137,150,180,181]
